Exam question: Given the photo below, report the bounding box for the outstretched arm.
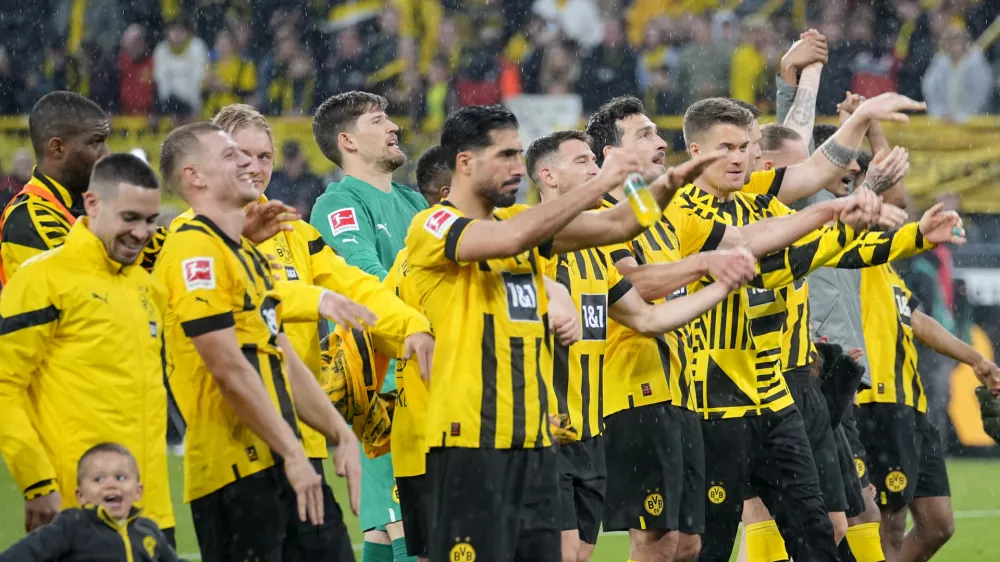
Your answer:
[614,250,756,302]
[782,63,823,156]
[912,310,1000,393]
[609,281,738,336]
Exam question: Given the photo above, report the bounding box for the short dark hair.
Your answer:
[89,153,160,195]
[415,144,451,194]
[759,124,804,152]
[584,96,645,166]
[682,98,755,146]
[77,443,138,484]
[159,122,223,192]
[440,105,519,171]
[857,151,872,175]
[525,130,591,183]
[312,91,388,166]
[28,91,107,158]
[812,124,839,148]
[729,98,762,119]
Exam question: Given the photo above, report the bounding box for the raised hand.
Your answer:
[918,202,967,246]
[782,29,829,72]
[860,147,909,195]
[855,92,927,124]
[597,148,643,187]
[652,149,728,196]
[243,200,299,243]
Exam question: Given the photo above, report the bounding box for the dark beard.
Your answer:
[484,188,517,208]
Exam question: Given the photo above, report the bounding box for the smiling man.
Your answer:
[309,91,430,562]
[0,154,174,540]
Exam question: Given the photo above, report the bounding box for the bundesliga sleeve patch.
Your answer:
[423,208,459,239]
[328,207,360,236]
[182,257,216,291]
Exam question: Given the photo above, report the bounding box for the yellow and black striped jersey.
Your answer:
[600,194,726,416]
[155,215,300,503]
[405,202,554,450]
[546,246,633,439]
[0,169,169,285]
[857,264,925,412]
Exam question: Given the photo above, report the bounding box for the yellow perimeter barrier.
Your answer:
[2,115,1000,213]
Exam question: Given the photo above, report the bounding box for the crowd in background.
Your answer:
[1,0,1000,126]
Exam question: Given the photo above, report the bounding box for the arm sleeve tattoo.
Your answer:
[819,138,858,169]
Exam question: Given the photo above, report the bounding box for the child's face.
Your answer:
[75,452,143,520]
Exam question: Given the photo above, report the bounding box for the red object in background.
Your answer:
[455,57,522,107]
[118,53,155,115]
[850,55,902,99]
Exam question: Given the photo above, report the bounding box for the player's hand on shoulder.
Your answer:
[319,291,378,330]
[24,490,61,532]
[333,431,361,516]
[918,202,966,246]
[705,248,756,290]
[243,200,299,243]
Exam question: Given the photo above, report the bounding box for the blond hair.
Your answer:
[212,103,273,142]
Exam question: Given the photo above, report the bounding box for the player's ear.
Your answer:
[337,131,356,155]
[75,488,85,506]
[135,482,144,501]
[688,142,701,157]
[83,191,100,218]
[439,185,451,200]
[455,151,475,177]
[763,159,775,171]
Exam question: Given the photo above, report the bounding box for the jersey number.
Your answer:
[893,286,912,326]
[260,296,280,339]
[503,272,539,322]
[580,294,608,341]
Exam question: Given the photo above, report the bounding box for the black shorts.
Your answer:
[700,406,838,562]
[603,402,704,534]
[842,403,870,489]
[396,475,429,557]
[426,447,560,562]
[788,368,848,513]
[190,462,355,562]
[836,425,867,519]
[857,403,950,509]
[558,436,607,544]
[191,466,290,562]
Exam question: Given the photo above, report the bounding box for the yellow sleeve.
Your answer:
[0,260,60,496]
[306,225,430,357]
[139,226,168,273]
[741,169,784,198]
[1,201,68,283]
[751,197,860,289]
[824,222,931,269]
[272,281,324,323]
[405,206,473,268]
[157,233,239,338]
[664,202,728,257]
[730,45,761,103]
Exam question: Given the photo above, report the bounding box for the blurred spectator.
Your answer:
[53,0,123,56]
[539,42,581,95]
[0,47,19,115]
[256,26,300,109]
[365,7,413,113]
[729,18,771,105]
[267,141,325,219]
[817,16,854,114]
[923,22,993,122]
[204,28,258,117]
[396,0,445,73]
[533,0,604,51]
[677,14,731,107]
[636,17,680,93]
[645,62,684,122]
[435,17,464,70]
[454,25,522,107]
[416,57,456,134]
[894,0,936,101]
[512,20,561,94]
[577,19,639,113]
[153,18,209,118]
[44,42,78,94]
[317,26,368,102]
[76,40,118,112]
[0,149,33,209]
[0,3,50,75]
[264,51,316,116]
[849,5,900,98]
[118,24,156,116]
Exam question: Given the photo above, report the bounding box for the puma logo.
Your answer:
[92,293,109,304]
[342,236,359,244]
[376,223,391,237]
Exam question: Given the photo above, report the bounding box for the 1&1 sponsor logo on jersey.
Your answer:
[328,207,360,236]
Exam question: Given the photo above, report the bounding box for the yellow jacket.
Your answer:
[0,220,174,529]
[172,201,430,458]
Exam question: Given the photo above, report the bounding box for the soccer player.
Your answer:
[0,443,179,562]
[179,103,433,561]
[0,91,297,284]
[583,95,885,562]
[309,91,432,562]
[414,144,452,206]
[0,154,174,538]
[154,122,363,561]
[525,130,758,562]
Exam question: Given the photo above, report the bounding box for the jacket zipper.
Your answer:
[118,524,135,562]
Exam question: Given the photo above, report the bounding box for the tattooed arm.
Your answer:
[838,92,908,196]
[775,92,925,205]
[783,62,822,154]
